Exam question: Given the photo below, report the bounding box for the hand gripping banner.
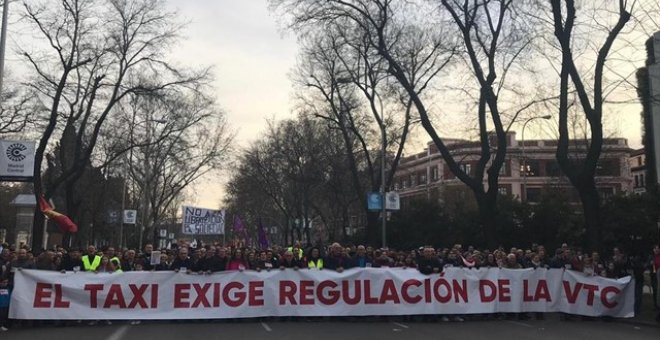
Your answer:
[9,267,634,320]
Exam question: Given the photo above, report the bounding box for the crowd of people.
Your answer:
[0,241,659,330]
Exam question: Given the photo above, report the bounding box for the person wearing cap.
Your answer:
[110,257,123,273]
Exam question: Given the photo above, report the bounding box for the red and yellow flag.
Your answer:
[38,196,78,233]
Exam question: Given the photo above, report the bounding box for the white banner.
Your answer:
[9,268,633,320]
[0,140,35,182]
[182,206,225,235]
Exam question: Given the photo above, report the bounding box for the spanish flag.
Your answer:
[38,196,78,233]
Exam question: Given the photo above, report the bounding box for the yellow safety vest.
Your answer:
[307,258,323,269]
[82,255,101,271]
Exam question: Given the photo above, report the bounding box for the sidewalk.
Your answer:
[619,293,659,328]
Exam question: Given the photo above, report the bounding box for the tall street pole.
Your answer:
[381,116,387,249]
[0,0,10,95]
[119,168,126,249]
[139,118,152,251]
[521,115,552,201]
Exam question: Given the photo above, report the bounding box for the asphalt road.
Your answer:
[1,317,658,340]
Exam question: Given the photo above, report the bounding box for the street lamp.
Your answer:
[136,118,167,251]
[380,116,387,249]
[0,0,10,95]
[521,115,552,202]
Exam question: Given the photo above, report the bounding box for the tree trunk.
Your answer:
[577,179,601,252]
[341,207,349,242]
[476,193,498,250]
[366,210,379,246]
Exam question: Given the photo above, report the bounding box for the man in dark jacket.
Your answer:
[417,247,442,275]
[139,244,155,271]
[351,245,372,268]
[279,250,301,269]
[171,247,193,272]
[59,248,84,271]
[10,249,35,270]
[324,243,351,272]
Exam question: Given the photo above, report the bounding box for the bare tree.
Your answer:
[225,115,360,246]
[272,0,538,247]
[0,88,32,134]
[550,0,632,250]
[21,0,208,249]
[295,26,414,244]
[125,91,233,246]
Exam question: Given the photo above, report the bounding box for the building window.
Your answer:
[634,175,639,188]
[521,160,540,177]
[545,160,562,177]
[640,174,645,187]
[419,172,427,185]
[596,158,620,176]
[402,179,409,189]
[498,186,509,195]
[598,187,615,199]
[461,163,472,175]
[431,167,439,181]
[499,162,508,176]
[525,187,542,203]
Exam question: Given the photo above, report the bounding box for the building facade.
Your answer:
[393,132,633,206]
[629,148,647,194]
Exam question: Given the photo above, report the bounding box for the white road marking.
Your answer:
[392,322,409,329]
[506,320,534,328]
[106,325,130,340]
[261,322,272,332]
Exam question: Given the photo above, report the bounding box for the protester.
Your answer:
[95,256,115,273]
[305,247,324,269]
[324,243,351,272]
[60,249,83,272]
[0,277,11,331]
[140,244,155,271]
[287,241,304,261]
[227,248,248,271]
[279,250,301,269]
[417,247,442,274]
[171,247,193,273]
[81,245,101,272]
[650,245,660,310]
[10,248,34,270]
[351,245,372,268]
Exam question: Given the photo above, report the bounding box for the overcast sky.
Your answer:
[165,0,299,208]
[168,0,298,143]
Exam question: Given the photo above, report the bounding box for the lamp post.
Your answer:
[138,117,167,251]
[521,115,552,201]
[119,156,127,249]
[0,0,9,95]
[379,111,387,249]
